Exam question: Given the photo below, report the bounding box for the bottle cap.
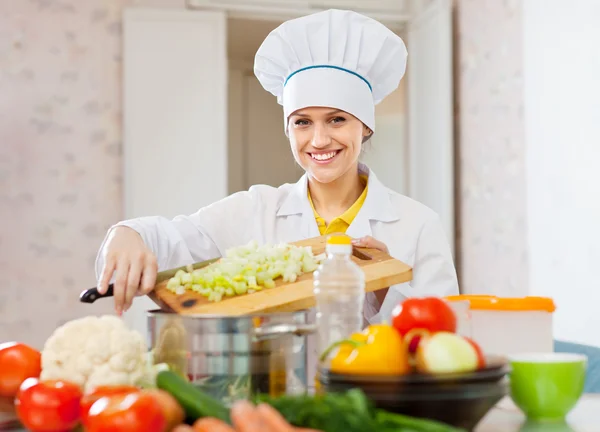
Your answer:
[326,234,352,245]
[325,234,353,254]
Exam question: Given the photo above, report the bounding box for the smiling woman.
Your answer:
[289,108,368,169]
[94,9,458,328]
[288,107,370,227]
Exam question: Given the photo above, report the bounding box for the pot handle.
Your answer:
[253,323,317,341]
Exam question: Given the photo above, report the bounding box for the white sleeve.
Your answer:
[369,214,460,324]
[94,190,260,283]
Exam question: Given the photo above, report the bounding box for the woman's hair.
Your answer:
[361,132,374,157]
[362,125,374,144]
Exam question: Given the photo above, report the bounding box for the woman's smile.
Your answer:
[308,149,343,164]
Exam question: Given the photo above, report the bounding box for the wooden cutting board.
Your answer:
[151,236,413,316]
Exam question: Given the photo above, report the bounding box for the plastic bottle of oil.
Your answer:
[313,234,365,386]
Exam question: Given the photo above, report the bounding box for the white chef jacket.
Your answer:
[95,163,459,324]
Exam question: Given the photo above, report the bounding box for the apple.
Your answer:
[464,336,486,369]
[415,331,479,374]
[403,328,431,355]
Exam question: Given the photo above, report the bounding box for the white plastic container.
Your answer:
[446,299,473,338]
[445,295,556,357]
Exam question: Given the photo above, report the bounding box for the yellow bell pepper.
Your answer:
[320,324,410,375]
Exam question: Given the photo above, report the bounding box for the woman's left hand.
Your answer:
[351,236,389,253]
[351,236,390,303]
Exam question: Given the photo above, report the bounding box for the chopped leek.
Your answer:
[165,241,321,302]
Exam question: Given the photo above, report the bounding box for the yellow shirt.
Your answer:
[308,175,369,235]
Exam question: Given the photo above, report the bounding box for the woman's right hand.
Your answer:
[97,226,158,315]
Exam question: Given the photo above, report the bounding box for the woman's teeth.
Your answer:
[311,151,338,161]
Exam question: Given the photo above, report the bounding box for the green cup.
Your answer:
[509,353,587,423]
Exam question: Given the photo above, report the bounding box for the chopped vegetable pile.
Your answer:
[166,241,323,302]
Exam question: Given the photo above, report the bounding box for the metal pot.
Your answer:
[147,309,317,403]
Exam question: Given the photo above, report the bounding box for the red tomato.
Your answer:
[85,391,167,432]
[0,342,41,398]
[15,378,82,432]
[464,337,486,369]
[391,297,457,337]
[80,385,140,425]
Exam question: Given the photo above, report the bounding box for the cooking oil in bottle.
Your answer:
[312,234,365,390]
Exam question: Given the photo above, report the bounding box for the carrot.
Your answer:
[171,425,194,432]
[144,389,185,431]
[255,403,295,431]
[192,417,236,432]
[230,400,266,432]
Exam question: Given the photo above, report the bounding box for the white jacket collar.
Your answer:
[276,163,401,224]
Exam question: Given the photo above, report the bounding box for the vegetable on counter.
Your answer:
[0,297,490,432]
[0,342,41,398]
[1,315,180,431]
[391,297,457,337]
[84,390,167,432]
[315,296,486,376]
[257,389,465,432]
[192,400,320,432]
[144,389,186,432]
[464,336,486,369]
[165,241,323,302]
[15,378,82,432]
[415,331,484,374]
[320,324,410,375]
[391,297,486,374]
[308,296,490,379]
[39,315,155,393]
[80,385,140,425]
[156,369,231,424]
[155,370,464,432]
[171,426,194,432]
[81,387,183,432]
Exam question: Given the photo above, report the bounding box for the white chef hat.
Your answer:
[254,9,408,133]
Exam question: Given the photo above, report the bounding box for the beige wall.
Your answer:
[1,0,525,348]
[0,0,126,348]
[454,0,528,296]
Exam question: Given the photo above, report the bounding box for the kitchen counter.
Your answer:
[3,395,599,431]
[475,395,600,431]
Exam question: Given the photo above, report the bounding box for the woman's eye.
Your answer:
[294,119,309,126]
[331,116,346,124]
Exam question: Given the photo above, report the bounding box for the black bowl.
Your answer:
[318,356,510,431]
[319,355,509,393]
[372,381,508,431]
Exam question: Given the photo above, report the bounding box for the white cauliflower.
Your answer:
[40,315,149,393]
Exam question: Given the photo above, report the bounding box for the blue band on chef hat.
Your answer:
[284,65,372,92]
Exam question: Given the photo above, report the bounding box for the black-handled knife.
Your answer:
[78,258,219,304]
[79,285,114,303]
